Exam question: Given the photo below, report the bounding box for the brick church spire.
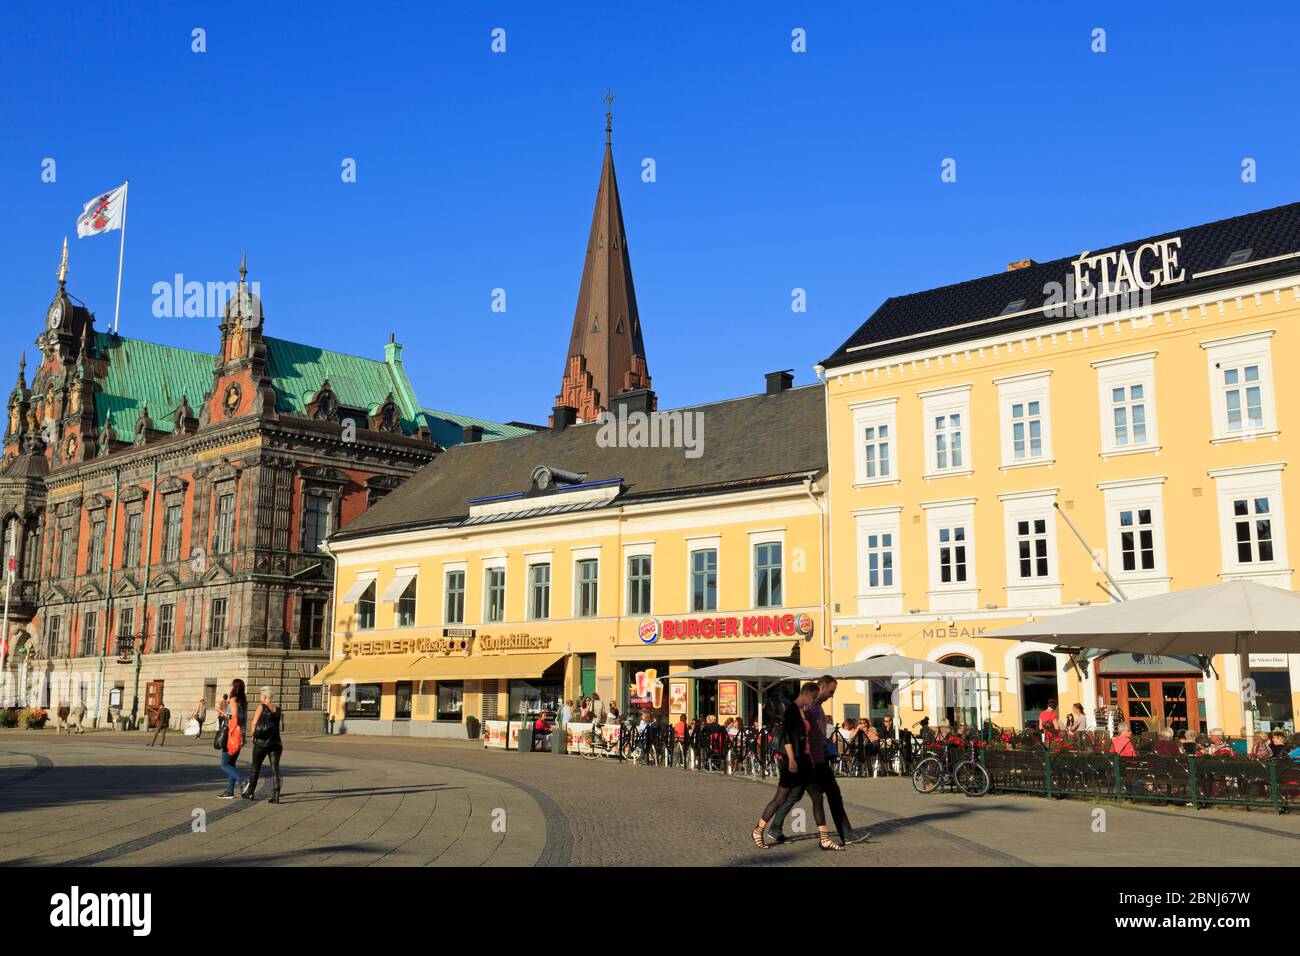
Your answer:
[554,95,653,424]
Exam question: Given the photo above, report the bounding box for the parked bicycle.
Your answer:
[912,738,991,797]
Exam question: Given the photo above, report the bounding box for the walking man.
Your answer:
[807,676,854,844]
[147,699,171,747]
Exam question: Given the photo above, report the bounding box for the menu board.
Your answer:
[718,680,740,718]
[668,680,688,714]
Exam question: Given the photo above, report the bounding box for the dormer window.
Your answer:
[1223,248,1253,268]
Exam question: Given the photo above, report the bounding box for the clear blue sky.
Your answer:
[4,2,1299,426]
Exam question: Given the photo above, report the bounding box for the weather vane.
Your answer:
[603,89,616,142]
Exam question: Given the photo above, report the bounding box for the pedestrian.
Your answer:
[244,687,284,803]
[560,699,573,727]
[190,697,208,740]
[804,676,853,846]
[68,700,86,734]
[216,679,248,799]
[146,698,171,747]
[591,692,606,724]
[54,701,70,735]
[753,683,842,851]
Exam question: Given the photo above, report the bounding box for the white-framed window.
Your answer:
[994,371,1052,469]
[443,564,467,624]
[1093,352,1159,457]
[483,563,506,623]
[1201,331,1278,443]
[922,498,978,612]
[528,562,551,620]
[998,488,1061,609]
[853,507,903,617]
[920,385,972,478]
[687,536,721,612]
[1099,476,1169,597]
[1209,463,1290,587]
[850,397,898,486]
[749,530,785,609]
[575,559,599,617]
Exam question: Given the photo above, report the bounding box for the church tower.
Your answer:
[553,98,653,424]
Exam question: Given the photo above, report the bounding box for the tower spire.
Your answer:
[16,353,25,390]
[57,236,69,289]
[239,252,248,285]
[553,107,653,424]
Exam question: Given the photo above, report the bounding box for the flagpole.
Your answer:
[112,180,128,334]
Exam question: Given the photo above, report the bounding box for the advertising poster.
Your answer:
[669,680,688,714]
[718,680,740,718]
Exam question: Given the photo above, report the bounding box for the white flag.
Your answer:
[76,182,127,238]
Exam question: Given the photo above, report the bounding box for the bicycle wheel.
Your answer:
[580,732,598,760]
[954,760,991,797]
[912,757,945,794]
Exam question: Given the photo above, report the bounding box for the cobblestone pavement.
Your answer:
[1,731,1297,866]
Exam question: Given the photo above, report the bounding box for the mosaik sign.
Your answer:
[1071,236,1185,300]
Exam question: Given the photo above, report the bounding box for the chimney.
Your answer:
[611,387,654,417]
[551,405,578,431]
[765,370,794,395]
[1006,259,1037,272]
[462,424,484,444]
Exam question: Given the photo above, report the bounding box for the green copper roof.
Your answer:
[93,332,214,437]
[419,408,535,447]
[90,331,519,446]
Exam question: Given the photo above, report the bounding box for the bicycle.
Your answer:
[578,722,621,760]
[912,739,991,797]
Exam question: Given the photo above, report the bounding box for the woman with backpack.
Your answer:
[243,686,284,803]
[216,678,248,799]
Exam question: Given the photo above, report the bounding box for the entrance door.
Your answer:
[1103,676,1203,736]
[579,654,596,699]
[145,681,164,728]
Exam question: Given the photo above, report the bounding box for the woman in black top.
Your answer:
[753,682,835,849]
[244,686,284,803]
[217,679,248,798]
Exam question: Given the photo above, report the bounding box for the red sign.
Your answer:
[656,613,811,641]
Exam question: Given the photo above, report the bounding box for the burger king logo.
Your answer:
[795,613,815,637]
[638,617,659,644]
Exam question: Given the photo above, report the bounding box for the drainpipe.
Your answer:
[813,364,834,669]
[94,468,120,728]
[129,460,158,726]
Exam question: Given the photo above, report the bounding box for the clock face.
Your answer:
[48,301,64,330]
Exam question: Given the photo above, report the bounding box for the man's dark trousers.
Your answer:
[813,761,851,843]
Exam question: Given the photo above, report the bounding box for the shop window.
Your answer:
[690,549,717,612]
[356,581,376,630]
[346,683,381,719]
[437,681,464,721]
[444,569,465,624]
[510,677,563,717]
[395,682,413,720]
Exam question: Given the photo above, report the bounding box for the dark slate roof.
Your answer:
[334,384,826,540]
[824,201,1300,367]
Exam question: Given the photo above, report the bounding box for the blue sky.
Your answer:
[3,2,1299,426]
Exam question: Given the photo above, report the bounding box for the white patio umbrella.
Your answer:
[983,581,1300,736]
[826,654,975,738]
[672,658,819,727]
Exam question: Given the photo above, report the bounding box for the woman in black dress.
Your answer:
[752,682,839,850]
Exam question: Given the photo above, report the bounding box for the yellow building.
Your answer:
[817,203,1300,737]
[316,379,829,737]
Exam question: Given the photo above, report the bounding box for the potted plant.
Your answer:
[465,715,481,740]
[24,709,48,730]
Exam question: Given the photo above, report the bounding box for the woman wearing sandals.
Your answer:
[752,682,845,852]
[243,686,284,803]
[216,679,249,799]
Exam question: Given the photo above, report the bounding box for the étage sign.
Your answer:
[1071,237,1185,300]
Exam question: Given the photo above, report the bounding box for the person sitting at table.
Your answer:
[532,711,554,750]
[1201,728,1232,756]
[1250,731,1272,759]
[1153,726,1181,756]
[1288,735,1300,761]
[1109,723,1137,757]
[881,714,898,739]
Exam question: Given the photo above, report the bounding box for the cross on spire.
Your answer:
[603,89,616,144]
